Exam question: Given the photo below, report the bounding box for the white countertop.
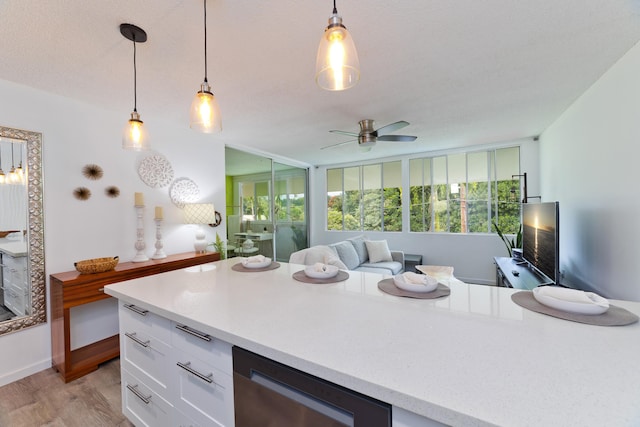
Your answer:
[104,259,640,427]
[0,239,27,257]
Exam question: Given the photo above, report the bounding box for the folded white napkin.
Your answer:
[402,272,427,284]
[245,255,267,263]
[536,286,609,308]
[313,262,327,272]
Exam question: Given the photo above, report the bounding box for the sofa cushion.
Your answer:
[365,240,393,263]
[347,235,368,264]
[358,261,404,275]
[329,241,360,270]
[292,245,349,270]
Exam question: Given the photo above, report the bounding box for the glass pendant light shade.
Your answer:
[315,13,360,91]
[190,81,222,133]
[122,110,149,151]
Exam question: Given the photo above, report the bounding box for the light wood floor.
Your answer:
[0,358,133,427]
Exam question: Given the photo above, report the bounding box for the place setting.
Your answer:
[511,286,639,326]
[378,271,450,299]
[292,262,350,284]
[231,254,280,272]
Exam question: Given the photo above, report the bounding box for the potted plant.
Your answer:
[210,233,227,260]
[492,221,522,258]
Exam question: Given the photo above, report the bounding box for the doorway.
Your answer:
[225,147,308,262]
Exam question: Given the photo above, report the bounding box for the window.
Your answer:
[240,181,271,221]
[327,161,402,231]
[274,172,306,222]
[409,147,521,233]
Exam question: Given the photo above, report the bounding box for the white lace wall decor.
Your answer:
[169,177,200,208]
[138,154,174,188]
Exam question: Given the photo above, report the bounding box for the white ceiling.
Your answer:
[1,1,639,167]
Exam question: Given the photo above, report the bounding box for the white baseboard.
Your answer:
[0,358,52,387]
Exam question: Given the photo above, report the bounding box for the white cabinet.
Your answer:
[117,301,235,427]
[1,253,28,316]
[172,321,234,427]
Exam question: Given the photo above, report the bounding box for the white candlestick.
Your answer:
[151,218,167,259]
[132,205,149,262]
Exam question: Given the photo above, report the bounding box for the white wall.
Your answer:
[540,41,640,301]
[0,79,226,385]
[310,140,540,285]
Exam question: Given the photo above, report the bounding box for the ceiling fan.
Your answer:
[322,119,417,151]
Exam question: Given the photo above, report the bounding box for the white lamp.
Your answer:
[184,203,216,253]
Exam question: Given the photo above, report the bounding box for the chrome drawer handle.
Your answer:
[124,304,148,316]
[125,332,150,348]
[177,361,213,384]
[126,384,151,404]
[175,324,212,342]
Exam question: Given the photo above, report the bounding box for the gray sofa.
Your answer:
[289,235,404,275]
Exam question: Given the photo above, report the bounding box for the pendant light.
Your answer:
[15,144,24,184]
[189,0,222,133]
[121,23,149,151]
[8,144,18,184]
[0,145,5,184]
[315,0,360,91]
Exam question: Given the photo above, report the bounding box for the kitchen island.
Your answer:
[104,259,640,426]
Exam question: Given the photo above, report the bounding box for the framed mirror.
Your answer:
[0,125,45,335]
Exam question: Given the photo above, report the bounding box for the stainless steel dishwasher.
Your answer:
[233,346,392,427]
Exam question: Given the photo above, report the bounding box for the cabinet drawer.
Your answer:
[122,368,173,427]
[62,282,110,306]
[121,328,172,400]
[171,321,232,374]
[173,349,234,427]
[4,283,26,316]
[120,301,171,344]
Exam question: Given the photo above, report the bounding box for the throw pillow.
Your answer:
[347,235,369,264]
[324,255,348,270]
[365,240,393,263]
[329,241,360,270]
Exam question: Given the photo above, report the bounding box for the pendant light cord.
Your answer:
[203,0,208,83]
[133,38,138,112]
[333,0,337,14]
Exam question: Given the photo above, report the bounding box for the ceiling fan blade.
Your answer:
[329,130,359,137]
[321,139,357,150]
[376,135,417,142]
[374,120,409,136]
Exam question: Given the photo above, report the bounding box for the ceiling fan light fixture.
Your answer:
[190,0,222,134]
[315,1,360,91]
[120,23,150,151]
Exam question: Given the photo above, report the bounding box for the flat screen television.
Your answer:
[522,201,560,284]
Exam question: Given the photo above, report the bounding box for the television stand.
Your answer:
[494,257,553,290]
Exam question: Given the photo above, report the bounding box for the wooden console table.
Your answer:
[50,251,220,383]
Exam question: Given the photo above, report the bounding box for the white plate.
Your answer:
[242,257,272,269]
[532,286,609,315]
[393,274,438,293]
[304,264,339,279]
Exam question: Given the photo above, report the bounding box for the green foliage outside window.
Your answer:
[326,161,402,231]
[329,146,522,235]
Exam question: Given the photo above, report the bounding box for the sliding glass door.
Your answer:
[273,162,308,262]
[225,148,308,262]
